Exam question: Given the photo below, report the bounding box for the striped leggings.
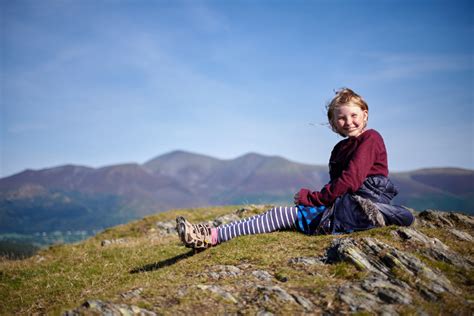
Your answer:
[217,206,299,244]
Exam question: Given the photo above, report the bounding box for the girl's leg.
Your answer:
[216,206,299,244]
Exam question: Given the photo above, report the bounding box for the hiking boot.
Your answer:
[176,216,213,249]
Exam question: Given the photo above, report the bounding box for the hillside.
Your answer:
[1,205,473,315]
[0,151,473,249]
[391,168,474,212]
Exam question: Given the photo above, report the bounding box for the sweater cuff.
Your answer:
[297,188,315,206]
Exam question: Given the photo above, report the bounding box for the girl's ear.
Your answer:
[363,110,368,121]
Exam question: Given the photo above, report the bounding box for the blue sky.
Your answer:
[1,0,473,178]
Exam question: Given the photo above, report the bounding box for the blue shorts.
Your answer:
[296,205,327,235]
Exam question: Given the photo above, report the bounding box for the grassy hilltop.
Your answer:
[0,205,473,315]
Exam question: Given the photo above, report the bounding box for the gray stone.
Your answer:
[207,272,221,280]
[449,228,473,242]
[361,277,412,305]
[376,286,412,305]
[395,227,472,269]
[212,205,270,227]
[292,294,315,311]
[257,285,295,303]
[447,211,474,228]
[120,288,143,300]
[325,238,391,275]
[212,213,241,227]
[338,284,380,312]
[203,265,242,280]
[418,210,474,229]
[196,284,238,304]
[252,270,273,282]
[337,275,411,314]
[419,210,455,227]
[155,220,177,235]
[288,256,325,266]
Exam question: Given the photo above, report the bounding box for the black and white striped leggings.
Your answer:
[217,206,299,244]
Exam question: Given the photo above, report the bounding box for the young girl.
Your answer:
[176,88,414,249]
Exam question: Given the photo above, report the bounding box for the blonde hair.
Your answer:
[326,88,369,136]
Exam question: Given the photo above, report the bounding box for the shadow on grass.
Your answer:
[130,249,199,274]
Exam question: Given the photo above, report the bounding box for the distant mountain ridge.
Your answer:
[0,150,473,237]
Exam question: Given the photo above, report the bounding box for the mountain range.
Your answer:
[1,150,473,237]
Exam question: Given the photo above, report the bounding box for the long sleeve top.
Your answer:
[296,129,389,207]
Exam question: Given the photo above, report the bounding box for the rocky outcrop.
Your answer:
[416,209,474,229]
[323,209,473,314]
[393,227,473,269]
[326,237,455,312]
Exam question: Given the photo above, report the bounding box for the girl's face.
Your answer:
[333,104,368,137]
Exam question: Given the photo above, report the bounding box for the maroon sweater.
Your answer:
[297,129,389,207]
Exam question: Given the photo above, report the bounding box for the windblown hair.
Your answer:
[326,88,369,136]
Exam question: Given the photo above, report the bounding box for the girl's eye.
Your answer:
[352,114,357,117]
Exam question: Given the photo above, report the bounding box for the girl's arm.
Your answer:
[296,131,386,206]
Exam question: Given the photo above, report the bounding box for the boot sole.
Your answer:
[176,216,192,248]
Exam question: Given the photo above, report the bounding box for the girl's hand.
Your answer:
[293,191,300,205]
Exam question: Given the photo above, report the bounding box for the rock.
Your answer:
[360,277,412,305]
[338,283,381,312]
[212,213,241,227]
[394,227,472,269]
[63,299,156,316]
[292,294,315,311]
[289,256,325,266]
[212,205,270,227]
[418,210,474,229]
[325,237,457,303]
[101,238,127,247]
[449,228,473,242]
[325,238,386,274]
[418,210,455,227]
[120,287,143,300]
[252,270,273,282]
[446,212,474,228]
[155,220,177,235]
[338,279,408,315]
[237,204,268,214]
[257,285,295,303]
[203,265,242,280]
[257,285,314,311]
[196,285,238,304]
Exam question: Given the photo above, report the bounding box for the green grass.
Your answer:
[0,205,473,315]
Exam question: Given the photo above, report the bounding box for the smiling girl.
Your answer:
[176,88,414,249]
